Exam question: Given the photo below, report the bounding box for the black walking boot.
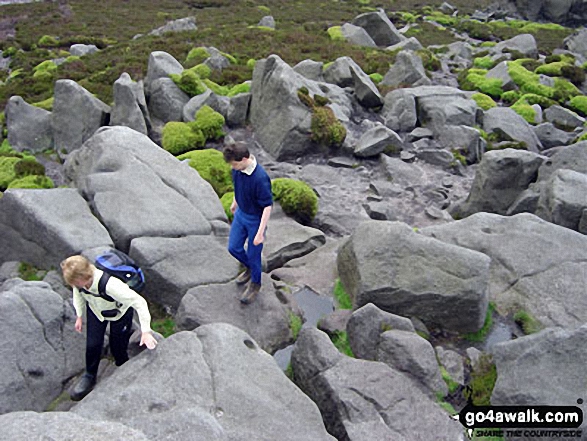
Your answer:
[235,268,251,285]
[240,282,261,305]
[70,373,96,401]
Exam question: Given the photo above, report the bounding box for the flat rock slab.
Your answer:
[176,274,295,354]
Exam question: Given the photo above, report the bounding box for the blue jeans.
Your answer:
[228,209,264,284]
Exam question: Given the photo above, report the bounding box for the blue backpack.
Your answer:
[93,249,145,301]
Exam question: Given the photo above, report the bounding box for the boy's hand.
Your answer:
[75,317,83,333]
[140,332,158,350]
[253,232,264,246]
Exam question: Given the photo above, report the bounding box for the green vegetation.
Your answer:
[473,56,494,70]
[18,262,47,281]
[285,362,294,381]
[38,35,59,48]
[513,309,542,335]
[463,302,495,342]
[569,95,587,116]
[170,69,207,96]
[161,122,205,155]
[177,148,233,197]
[152,317,176,338]
[535,61,569,76]
[466,354,497,406]
[333,278,352,309]
[311,106,346,147]
[188,105,225,141]
[327,26,345,42]
[8,174,54,189]
[511,99,537,124]
[330,331,354,357]
[185,47,211,64]
[289,312,303,340]
[220,191,234,221]
[440,366,460,394]
[271,177,318,224]
[435,391,458,415]
[471,92,496,110]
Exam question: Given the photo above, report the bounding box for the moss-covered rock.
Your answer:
[416,48,441,71]
[32,60,58,79]
[203,79,230,96]
[227,82,251,97]
[189,63,212,79]
[473,56,494,70]
[501,90,520,105]
[369,73,383,84]
[511,99,537,124]
[569,95,587,116]
[170,70,207,97]
[311,106,346,147]
[189,105,225,141]
[185,47,211,64]
[8,174,54,189]
[14,158,45,178]
[38,35,59,48]
[0,156,20,189]
[534,61,569,76]
[271,177,318,224]
[176,148,233,197]
[162,122,205,155]
[465,70,503,98]
[471,93,496,110]
[220,191,234,221]
[32,97,54,111]
[327,26,344,41]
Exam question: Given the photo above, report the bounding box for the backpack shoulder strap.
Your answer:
[97,272,116,303]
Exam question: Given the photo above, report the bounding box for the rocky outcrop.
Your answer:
[0,188,113,268]
[110,72,150,135]
[337,220,490,333]
[0,280,85,414]
[381,50,431,88]
[351,10,405,47]
[144,51,184,96]
[513,0,587,26]
[148,16,197,37]
[5,96,53,153]
[482,107,543,152]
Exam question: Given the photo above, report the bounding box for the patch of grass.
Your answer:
[18,262,47,281]
[440,366,460,394]
[285,362,294,381]
[333,278,352,310]
[151,317,176,338]
[513,309,542,335]
[289,311,303,340]
[435,391,458,415]
[330,331,354,357]
[463,302,495,342]
[466,354,497,406]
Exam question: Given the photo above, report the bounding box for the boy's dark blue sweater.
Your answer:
[232,163,273,217]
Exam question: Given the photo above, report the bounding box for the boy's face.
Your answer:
[229,159,248,171]
[71,275,93,290]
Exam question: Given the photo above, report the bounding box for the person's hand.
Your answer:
[75,317,83,333]
[140,332,158,350]
[230,203,237,215]
[253,232,264,246]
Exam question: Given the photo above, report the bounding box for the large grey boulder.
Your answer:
[263,205,326,272]
[534,141,587,183]
[435,125,485,163]
[544,104,585,130]
[0,412,149,441]
[483,107,542,152]
[349,63,383,108]
[347,303,415,360]
[486,61,517,91]
[72,324,335,441]
[381,50,431,88]
[492,33,538,59]
[340,23,377,47]
[535,168,587,232]
[0,280,85,414]
[148,77,190,123]
[250,55,352,160]
[323,56,359,88]
[418,94,479,128]
[351,9,406,47]
[257,15,275,29]
[182,89,229,122]
[292,327,465,441]
[0,188,113,268]
[354,124,403,158]
[64,126,225,252]
[492,326,587,438]
[148,16,197,36]
[422,212,587,329]
[51,79,110,154]
[533,122,576,149]
[564,27,587,59]
[516,0,587,26]
[176,274,296,354]
[457,149,546,217]
[226,92,251,127]
[110,72,149,135]
[129,235,239,310]
[144,51,184,96]
[6,96,53,153]
[337,221,490,333]
[386,36,423,53]
[292,59,324,81]
[69,43,98,57]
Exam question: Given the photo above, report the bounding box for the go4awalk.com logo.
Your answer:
[454,403,584,439]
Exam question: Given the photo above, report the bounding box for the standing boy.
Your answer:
[223,142,273,304]
[61,255,158,401]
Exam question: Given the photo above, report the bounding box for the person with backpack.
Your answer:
[223,141,273,305]
[61,254,158,401]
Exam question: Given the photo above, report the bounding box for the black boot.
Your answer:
[70,373,96,401]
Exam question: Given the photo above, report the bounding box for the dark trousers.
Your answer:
[228,209,264,284]
[85,304,133,377]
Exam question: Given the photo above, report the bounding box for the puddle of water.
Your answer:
[273,286,334,370]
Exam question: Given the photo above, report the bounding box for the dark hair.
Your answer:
[223,142,250,162]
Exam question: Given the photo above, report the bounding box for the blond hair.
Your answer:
[61,255,95,285]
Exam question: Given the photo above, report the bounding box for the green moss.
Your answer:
[220,191,234,221]
[38,35,59,48]
[151,317,175,338]
[396,12,419,23]
[518,93,556,109]
[161,122,205,155]
[456,19,492,41]
[189,63,212,79]
[480,41,497,48]
[466,71,503,98]
[185,47,211,64]
[561,65,586,86]
[202,79,229,96]
[247,25,275,32]
[227,82,250,97]
[513,310,542,335]
[246,59,256,69]
[8,174,54,189]
[189,105,225,141]
[535,61,569,77]
[416,49,441,72]
[176,148,233,197]
[552,77,581,102]
[327,26,345,42]
[257,5,271,14]
[32,97,54,111]
[463,302,495,342]
[569,95,587,116]
[14,158,45,178]
[440,366,460,394]
[471,92,496,110]
[511,99,537,124]
[473,56,494,70]
[313,95,330,107]
[170,70,207,97]
[330,331,354,357]
[18,262,47,281]
[333,278,352,309]
[311,106,346,147]
[32,60,57,79]
[467,354,497,406]
[289,311,303,340]
[425,12,457,27]
[369,72,383,84]
[271,177,318,223]
[0,156,20,189]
